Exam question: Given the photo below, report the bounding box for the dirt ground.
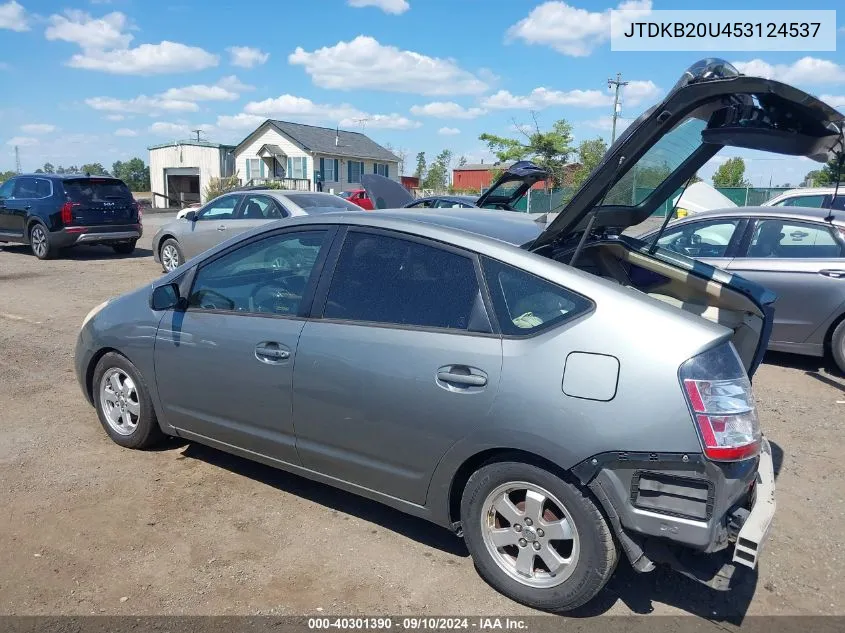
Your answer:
[1,215,843,623]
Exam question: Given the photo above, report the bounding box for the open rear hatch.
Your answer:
[63,178,138,226]
[529,58,845,376]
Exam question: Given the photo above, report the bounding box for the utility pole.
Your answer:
[191,129,204,143]
[14,145,21,173]
[607,72,628,144]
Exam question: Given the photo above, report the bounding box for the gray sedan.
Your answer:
[152,189,362,272]
[641,206,845,372]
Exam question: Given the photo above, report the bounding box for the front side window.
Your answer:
[188,230,328,315]
[408,199,435,208]
[743,219,844,259]
[323,231,482,331]
[198,195,240,220]
[482,258,592,336]
[0,179,16,198]
[655,219,742,258]
[773,194,825,208]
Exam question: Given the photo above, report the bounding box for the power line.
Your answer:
[607,72,629,145]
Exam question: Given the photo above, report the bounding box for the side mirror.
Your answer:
[150,283,182,311]
[184,210,197,222]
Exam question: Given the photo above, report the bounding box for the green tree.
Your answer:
[42,162,55,174]
[80,162,110,176]
[457,155,467,167]
[414,151,426,181]
[479,118,575,187]
[112,158,151,191]
[569,138,608,189]
[712,157,749,187]
[804,158,841,186]
[422,149,452,191]
[0,170,16,184]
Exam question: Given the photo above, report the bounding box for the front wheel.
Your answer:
[831,319,845,376]
[113,240,137,255]
[160,238,184,273]
[461,460,618,613]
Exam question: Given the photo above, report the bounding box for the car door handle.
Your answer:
[819,269,845,279]
[217,224,227,231]
[255,342,291,364]
[436,368,487,387]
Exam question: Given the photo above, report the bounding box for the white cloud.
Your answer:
[20,123,56,135]
[105,114,125,121]
[86,95,199,115]
[244,93,420,129]
[227,46,269,68]
[289,35,488,95]
[410,101,486,119]
[438,127,461,136]
[6,136,38,147]
[45,10,132,50]
[347,0,409,15]
[161,82,237,102]
[482,87,611,110]
[585,115,633,132]
[506,0,651,56]
[149,121,191,137]
[216,113,266,130]
[621,80,660,107]
[68,41,219,75]
[733,57,845,85]
[114,128,138,137]
[821,94,845,108]
[0,1,29,32]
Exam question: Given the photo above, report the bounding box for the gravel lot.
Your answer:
[1,214,843,622]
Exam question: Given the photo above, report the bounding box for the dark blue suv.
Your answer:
[0,174,142,259]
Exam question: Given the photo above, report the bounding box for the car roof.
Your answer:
[15,173,124,181]
[682,205,845,226]
[770,187,840,197]
[415,195,478,203]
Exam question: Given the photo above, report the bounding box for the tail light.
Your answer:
[679,343,761,461]
[60,201,79,224]
[133,201,143,222]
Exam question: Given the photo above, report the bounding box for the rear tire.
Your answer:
[831,319,845,375]
[29,224,55,260]
[160,238,184,273]
[461,460,618,613]
[92,352,164,449]
[113,240,137,255]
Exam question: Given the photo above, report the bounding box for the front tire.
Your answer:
[160,238,184,273]
[113,240,137,255]
[831,319,845,375]
[461,460,618,613]
[30,224,55,260]
[93,352,163,449]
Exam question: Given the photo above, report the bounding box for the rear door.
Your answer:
[292,228,501,504]
[62,178,136,226]
[728,218,845,345]
[181,193,243,259]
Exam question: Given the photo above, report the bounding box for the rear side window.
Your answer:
[63,179,131,203]
[745,219,844,258]
[482,258,592,336]
[773,194,825,208]
[323,231,483,331]
[288,193,361,213]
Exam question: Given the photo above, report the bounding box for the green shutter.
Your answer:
[385,164,389,179]
[259,160,265,178]
[334,159,339,181]
[246,160,251,180]
[319,157,325,182]
[374,162,378,174]
[287,157,292,176]
[347,160,352,183]
[302,157,308,180]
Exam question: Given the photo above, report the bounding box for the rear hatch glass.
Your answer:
[63,178,136,225]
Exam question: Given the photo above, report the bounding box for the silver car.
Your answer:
[152,190,362,272]
[75,58,844,611]
[641,207,845,372]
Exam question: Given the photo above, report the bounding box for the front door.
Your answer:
[182,193,244,260]
[154,227,334,463]
[728,218,845,345]
[293,229,501,504]
[651,217,748,270]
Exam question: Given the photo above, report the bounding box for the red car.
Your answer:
[339,189,374,210]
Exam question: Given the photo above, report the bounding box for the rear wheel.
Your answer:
[461,460,618,613]
[93,352,163,449]
[113,240,137,255]
[831,319,845,375]
[30,224,55,260]
[160,238,183,273]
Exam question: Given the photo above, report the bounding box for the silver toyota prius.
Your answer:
[76,59,843,612]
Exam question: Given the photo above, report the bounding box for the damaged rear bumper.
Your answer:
[574,437,776,588]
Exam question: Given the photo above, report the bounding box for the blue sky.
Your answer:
[0,0,843,187]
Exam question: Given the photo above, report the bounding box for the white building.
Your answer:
[234,119,400,192]
[148,140,235,209]
[148,120,400,209]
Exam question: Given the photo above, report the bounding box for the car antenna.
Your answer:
[648,175,697,254]
[824,149,844,223]
[569,155,626,267]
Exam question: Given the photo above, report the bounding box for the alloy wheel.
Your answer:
[480,481,580,588]
[31,227,47,258]
[99,368,141,436]
[162,244,180,272]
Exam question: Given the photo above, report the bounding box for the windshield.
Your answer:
[288,193,362,213]
[602,117,706,208]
